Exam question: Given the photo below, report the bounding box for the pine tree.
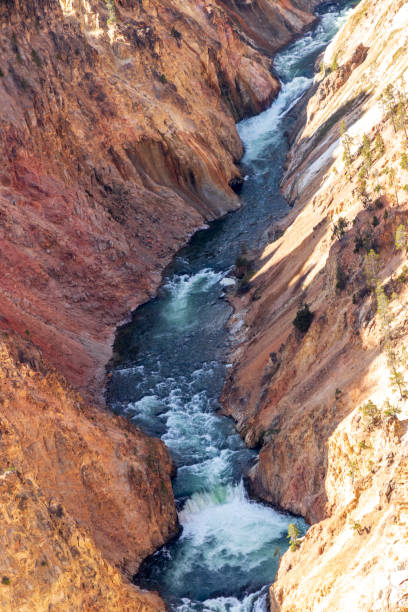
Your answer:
[374,132,385,157]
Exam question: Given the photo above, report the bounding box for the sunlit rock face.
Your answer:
[0,330,178,609]
[221,0,408,609]
[0,0,317,400]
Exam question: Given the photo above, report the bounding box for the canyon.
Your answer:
[1,0,406,610]
[0,0,321,610]
[221,0,408,609]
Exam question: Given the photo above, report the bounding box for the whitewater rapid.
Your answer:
[109,3,359,610]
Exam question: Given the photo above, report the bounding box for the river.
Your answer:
[108,3,359,610]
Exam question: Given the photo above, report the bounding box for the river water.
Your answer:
[108,3,359,610]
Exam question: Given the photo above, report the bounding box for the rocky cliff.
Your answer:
[0,0,317,399]
[222,0,408,609]
[0,330,178,609]
[0,0,321,609]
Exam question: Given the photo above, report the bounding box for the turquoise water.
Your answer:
[109,3,359,610]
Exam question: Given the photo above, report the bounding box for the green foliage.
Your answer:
[354,229,376,254]
[359,400,381,429]
[400,153,408,170]
[372,215,379,227]
[389,366,407,400]
[0,69,3,78]
[361,134,372,167]
[382,400,401,419]
[1,577,10,585]
[330,54,339,72]
[105,0,116,24]
[11,32,22,64]
[159,73,167,84]
[319,62,327,78]
[293,304,314,334]
[376,283,390,330]
[363,249,379,288]
[374,132,385,157]
[347,457,358,480]
[287,523,301,551]
[238,272,253,294]
[332,216,348,240]
[335,388,342,400]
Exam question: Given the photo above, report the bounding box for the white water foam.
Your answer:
[238,76,312,164]
[178,482,292,571]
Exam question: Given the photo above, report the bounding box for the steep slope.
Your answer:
[221,0,408,609]
[0,0,317,399]
[0,330,178,608]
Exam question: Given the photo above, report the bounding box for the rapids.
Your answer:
[109,2,360,610]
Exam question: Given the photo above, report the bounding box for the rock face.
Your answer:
[0,330,178,608]
[0,0,316,400]
[0,0,322,609]
[221,0,408,608]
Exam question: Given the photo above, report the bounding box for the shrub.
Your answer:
[287,523,301,551]
[359,400,381,428]
[332,217,348,240]
[383,400,401,419]
[159,73,167,84]
[105,0,116,24]
[372,215,380,227]
[330,54,339,72]
[293,304,314,333]
[1,577,10,585]
[374,132,385,157]
[171,26,182,43]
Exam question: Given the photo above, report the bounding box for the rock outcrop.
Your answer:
[221,0,408,609]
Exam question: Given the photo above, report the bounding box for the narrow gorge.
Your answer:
[0,0,407,611]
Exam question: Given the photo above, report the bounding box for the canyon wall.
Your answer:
[0,0,320,608]
[222,0,408,609]
[0,0,317,399]
[0,330,178,609]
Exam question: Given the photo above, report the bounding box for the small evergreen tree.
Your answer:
[374,132,385,157]
[287,523,301,551]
